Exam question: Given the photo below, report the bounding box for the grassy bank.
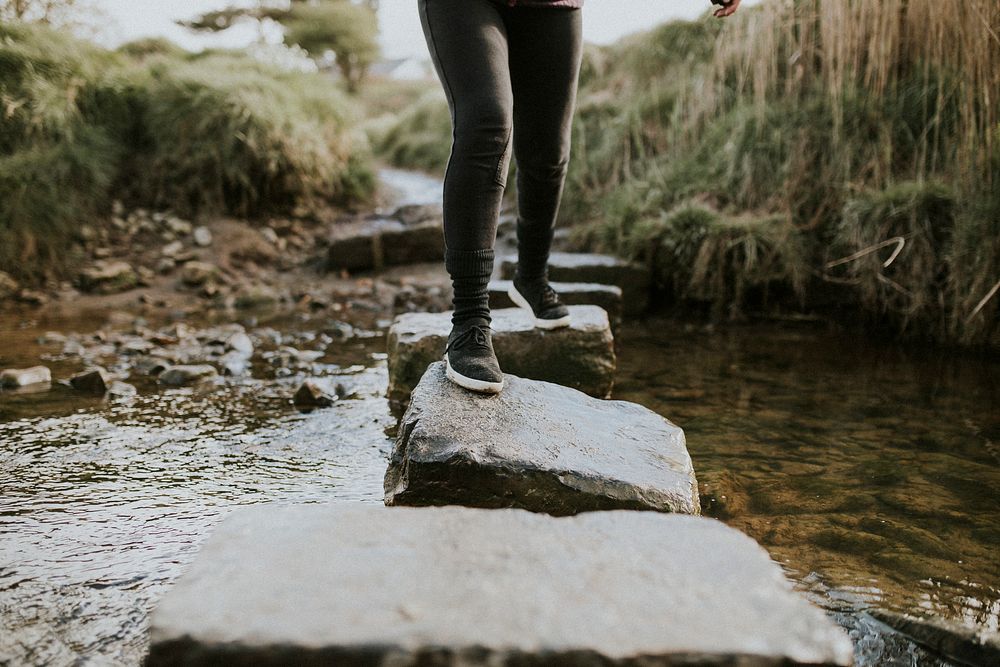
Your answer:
[372,0,999,345]
[1,22,374,283]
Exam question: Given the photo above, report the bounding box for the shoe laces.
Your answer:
[447,325,491,352]
[538,283,560,309]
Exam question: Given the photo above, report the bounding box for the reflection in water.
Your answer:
[1,311,997,665]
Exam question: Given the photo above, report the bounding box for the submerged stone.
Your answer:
[387,306,615,414]
[146,504,853,666]
[0,366,51,388]
[500,252,651,316]
[872,609,1000,666]
[158,364,218,386]
[385,361,697,515]
[488,279,623,327]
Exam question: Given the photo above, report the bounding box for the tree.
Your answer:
[180,0,380,93]
[0,0,77,23]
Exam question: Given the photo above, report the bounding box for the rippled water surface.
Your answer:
[2,312,998,664]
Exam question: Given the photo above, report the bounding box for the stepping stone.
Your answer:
[488,279,623,327]
[146,504,854,666]
[327,215,442,272]
[387,306,615,414]
[500,252,651,316]
[385,361,697,515]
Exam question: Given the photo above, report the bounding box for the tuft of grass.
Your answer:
[129,52,373,215]
[0,21,375,283]
[831,182,956,333]
[368,89,450,173]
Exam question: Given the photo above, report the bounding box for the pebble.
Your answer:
[181,261,217,287]
[225,332,254,356]
[193,227,213,247]
[158,364,218,386]
[70,368,110,394]
[1,366,52,388]
[162,241,184,258]
[293,380,337,408]
[0,271,20,300]
[165,216,193,236]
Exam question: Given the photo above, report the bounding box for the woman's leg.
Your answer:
[505,7,583,286]
[418,0,513,330]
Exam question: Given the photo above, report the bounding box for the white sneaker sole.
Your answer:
[507,284,572,330]
[445,356,504,394]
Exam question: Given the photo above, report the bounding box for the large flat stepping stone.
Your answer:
[387,306,614,414]
[500,252,651,315]
[327,212,442,272]
[385,361,697,515]
[488,279,622,326]
[146,504,854,666]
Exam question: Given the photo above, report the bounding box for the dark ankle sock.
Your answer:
[445,248,494,329]
[515,219,555,282]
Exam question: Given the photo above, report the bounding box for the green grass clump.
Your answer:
[130,52,373,214]
[0,21,374,283]
[368,89,450,173]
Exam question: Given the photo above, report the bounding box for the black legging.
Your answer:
[418,0,583,327]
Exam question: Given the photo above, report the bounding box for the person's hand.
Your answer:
[713,0,741,18]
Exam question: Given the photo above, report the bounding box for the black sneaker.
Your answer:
[444,324,504,394]
[508,275,571,329]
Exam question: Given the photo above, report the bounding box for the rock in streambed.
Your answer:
[0,366,52,388]
[488,279,623,327]
[387,306,615,413]
[146,503,853,666]
[500,252,651,316]
[385,361,698,516]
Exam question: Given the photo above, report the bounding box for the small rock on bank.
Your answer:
[146,504,853,666]
[79,261,138,295]
[385,361,699,516]
[0,366,51,388]
[158,365,218,386]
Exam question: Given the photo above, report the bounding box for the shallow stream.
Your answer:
[1,170,997,666]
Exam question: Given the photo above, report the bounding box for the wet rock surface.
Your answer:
[0,366,52,388]
[488,278,623,326]
[387,306,615,413]
[500,252,651,316]
[385,361,698,515]
[146,503,853,666]
[69,367,111,394]
[871,610,1000,666]
[292,380,338,408]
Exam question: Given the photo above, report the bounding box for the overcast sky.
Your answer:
[84,0,758,58]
